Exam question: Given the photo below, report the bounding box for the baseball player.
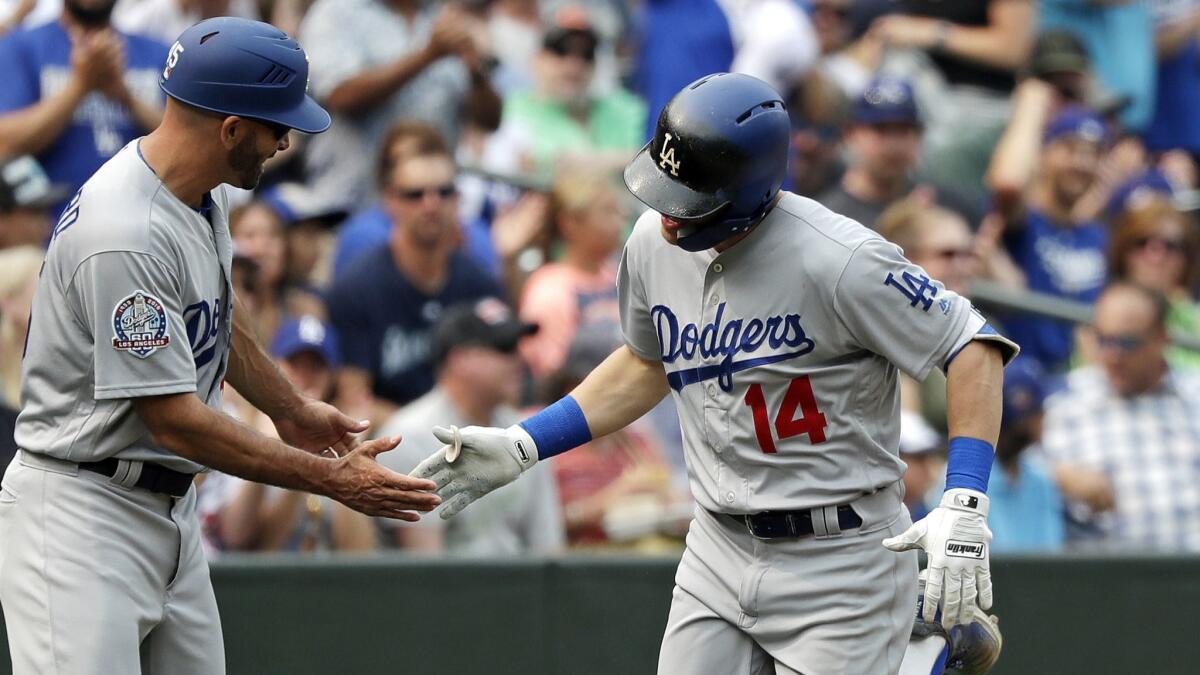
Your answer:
[413,73,1016,675]
[0,18,438,674]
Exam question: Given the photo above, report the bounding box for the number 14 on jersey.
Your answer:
[743,376,828,454]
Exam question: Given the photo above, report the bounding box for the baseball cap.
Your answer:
[1001,357,1046,427]
[271,315,340,367]
[430,298,538,367]
[1107,168,1175,216]
[899,411,943,456]
[1043,106,1109,146]
[853,76,921,127]
[259,182,347,228]
[0,156,68,213]
[1029,30,1089,77]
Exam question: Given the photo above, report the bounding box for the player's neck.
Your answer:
[389,235,451,293]
[138,132,220,209]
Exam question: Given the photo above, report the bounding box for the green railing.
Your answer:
[2,553,1199,674]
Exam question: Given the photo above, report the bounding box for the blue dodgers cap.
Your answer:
[160,17,331,134]
[271,315,340,367]
[1107,168,1175,216]
[1043,106,1109,146]
[853,76,921,126]
[1001,356,1046,426]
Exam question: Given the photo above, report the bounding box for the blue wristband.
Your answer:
[944,436,994,493]
[518,395,593,460]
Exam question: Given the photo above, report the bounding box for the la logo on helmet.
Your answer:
[163,42,185,80]
[659,133,681,176]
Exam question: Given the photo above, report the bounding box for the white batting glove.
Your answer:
[409,424,539,519]
[883,488,993,629]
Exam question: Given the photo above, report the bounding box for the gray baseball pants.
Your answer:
[658,483,918,675]
[0,451,223,674]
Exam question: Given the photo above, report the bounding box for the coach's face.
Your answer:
[224,117,290,190]
[386,154,459,251]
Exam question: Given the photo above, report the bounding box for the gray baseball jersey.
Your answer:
[16,141,232,473]
[618,192,1016,514]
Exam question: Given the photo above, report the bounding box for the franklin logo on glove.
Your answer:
[946,541,986,559]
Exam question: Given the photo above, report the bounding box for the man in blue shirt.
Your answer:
[0,0,166,216]
[326,137,503,426]
[332,120,499,279]
[987,83,1110,372]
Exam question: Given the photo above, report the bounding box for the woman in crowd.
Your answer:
[228,200,326,343]
[1108,197,1200,368]
[517,169,626,379]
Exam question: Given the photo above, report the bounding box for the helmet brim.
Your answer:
[262,94,332,135]
[623,142,727,221]
[162,85,332,135]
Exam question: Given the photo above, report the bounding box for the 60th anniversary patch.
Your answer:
[112,291,171,358]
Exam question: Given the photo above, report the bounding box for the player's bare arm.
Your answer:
[944,342,1005,444]
[410,345,669,517]
[226,292,368,456]
[133,393,439,521]
[568,345,670,437]
[884,340,1007,630]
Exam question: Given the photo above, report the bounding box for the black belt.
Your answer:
[79,458,194,498]
[711,504,862,540]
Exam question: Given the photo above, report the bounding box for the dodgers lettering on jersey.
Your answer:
[618,193,1016,514]
[653,303,815,393]
[16,141,233,474]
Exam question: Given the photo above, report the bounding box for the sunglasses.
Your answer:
[547,41,596,63]
[1134,236,1186,255]
[1094,331,1150,352]
[392,184,457,201]
[249,118,290,141]
[928,247,976,261]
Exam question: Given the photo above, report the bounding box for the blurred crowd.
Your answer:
[4,0,1200,556]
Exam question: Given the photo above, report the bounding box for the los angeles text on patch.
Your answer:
[112,291,171,358]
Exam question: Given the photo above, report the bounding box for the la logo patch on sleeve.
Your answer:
[112,291,171,358]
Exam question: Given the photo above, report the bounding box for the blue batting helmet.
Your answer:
[159,17,331,134]
[623,73,790,252]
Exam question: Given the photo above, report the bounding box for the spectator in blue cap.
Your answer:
[1106,168,1175,220]
[987,93,1115,373]
[818,75,978,230]
[987,356,1064,553]
[204,315,380,554]
[271,315,342,401]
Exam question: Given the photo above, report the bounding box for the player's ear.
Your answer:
[218,116,243,149]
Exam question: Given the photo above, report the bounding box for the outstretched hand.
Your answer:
[410,424,538,519]
[324,435,441,521]
[275,398,370,458]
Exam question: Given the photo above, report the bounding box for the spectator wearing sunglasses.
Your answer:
[325,140,505,426]
[877,198,985,431]
[373,298,564,555]
[494,8,645,181]
[1108,197,1200,369]
[1042,281,1200,551]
